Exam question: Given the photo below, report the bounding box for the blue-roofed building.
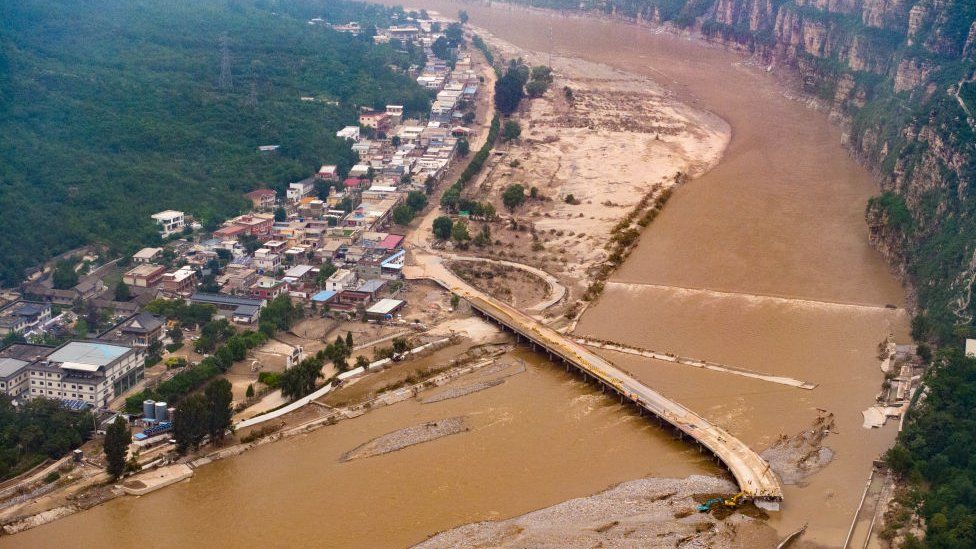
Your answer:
[311,290,338,304]
[27,340,144,408]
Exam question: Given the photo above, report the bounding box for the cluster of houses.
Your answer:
[0,17,480,410]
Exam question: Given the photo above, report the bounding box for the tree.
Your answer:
[406,190,428,212]
[114,281,131,301]
[204,379,233,443]
[440,187,460,210]
[74,318,89,339]
[173,394,209,454]
[103,416,129,480]
[355,355,370,369]
[245,383,254,399]
[391,135,401,147]
[167,326,183,343]
[432,36,452,62]
[494,61,527,115]
[240,234,261,255]
[52,259,79,290]
[451,219,471,245]
[279,356,323,400]
[473,224,491,247]
[458,10,469,24]
[345,331,354,348]
[274,206,287,222]
[526,79,548,98]
[457,138,470,156]
[433,216,454,240]
[530,65,553,84]
[392,337,410,354]
[502,120,521,141]
[502,184,526,212]
[445,23,464,46]
[392,204,415,226]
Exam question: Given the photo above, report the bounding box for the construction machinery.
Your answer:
[697,498,723,512]
[697,492,748,512]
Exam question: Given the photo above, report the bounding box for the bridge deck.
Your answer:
[405,259,783,507]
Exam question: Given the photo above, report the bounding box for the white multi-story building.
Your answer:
[0,358,30,399]
[286,180,315,203]
[253,248,281,273]
[151,210,185,237]
[27,341,144,408]
[325,268,357,292]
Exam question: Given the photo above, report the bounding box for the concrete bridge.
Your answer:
[405,255,784,510]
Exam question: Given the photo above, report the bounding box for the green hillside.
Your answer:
[0,0,429,285]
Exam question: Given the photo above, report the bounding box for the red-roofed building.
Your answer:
[343,178,366,190]
[245,189,276,210]
[213,225,246,239]
[214,214,274,240]
[377,234,404,252]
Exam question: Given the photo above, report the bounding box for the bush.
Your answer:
[258,371,281,389]
[502,120,522,141]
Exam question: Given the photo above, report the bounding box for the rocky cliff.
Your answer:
[530,0,976,341]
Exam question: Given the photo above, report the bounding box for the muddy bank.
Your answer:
[340,417,469,462]
[414,475,778,548]
[762,414,836,487]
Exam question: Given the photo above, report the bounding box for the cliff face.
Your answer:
[542,0,976,340]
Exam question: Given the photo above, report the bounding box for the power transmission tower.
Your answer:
[219,33,232,91]
[246,80,258,107]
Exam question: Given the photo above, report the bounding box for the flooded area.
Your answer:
[4,349,717,549]
[5,1,913,547]
[391,1,910,545]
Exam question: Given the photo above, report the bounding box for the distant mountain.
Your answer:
[0,0,429,286]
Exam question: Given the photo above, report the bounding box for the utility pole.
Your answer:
[219,33,232,91]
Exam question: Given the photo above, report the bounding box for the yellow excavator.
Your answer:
[697,492,747,512]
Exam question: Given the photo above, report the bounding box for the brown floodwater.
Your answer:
[5,350,717,548]
[385,1,908,545]
[9,2,911,547]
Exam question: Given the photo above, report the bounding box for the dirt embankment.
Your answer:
[414,475,778,548]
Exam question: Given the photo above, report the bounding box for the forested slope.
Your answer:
[0,0,429,286]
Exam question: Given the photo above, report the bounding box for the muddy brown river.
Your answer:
[7,2,910,547]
